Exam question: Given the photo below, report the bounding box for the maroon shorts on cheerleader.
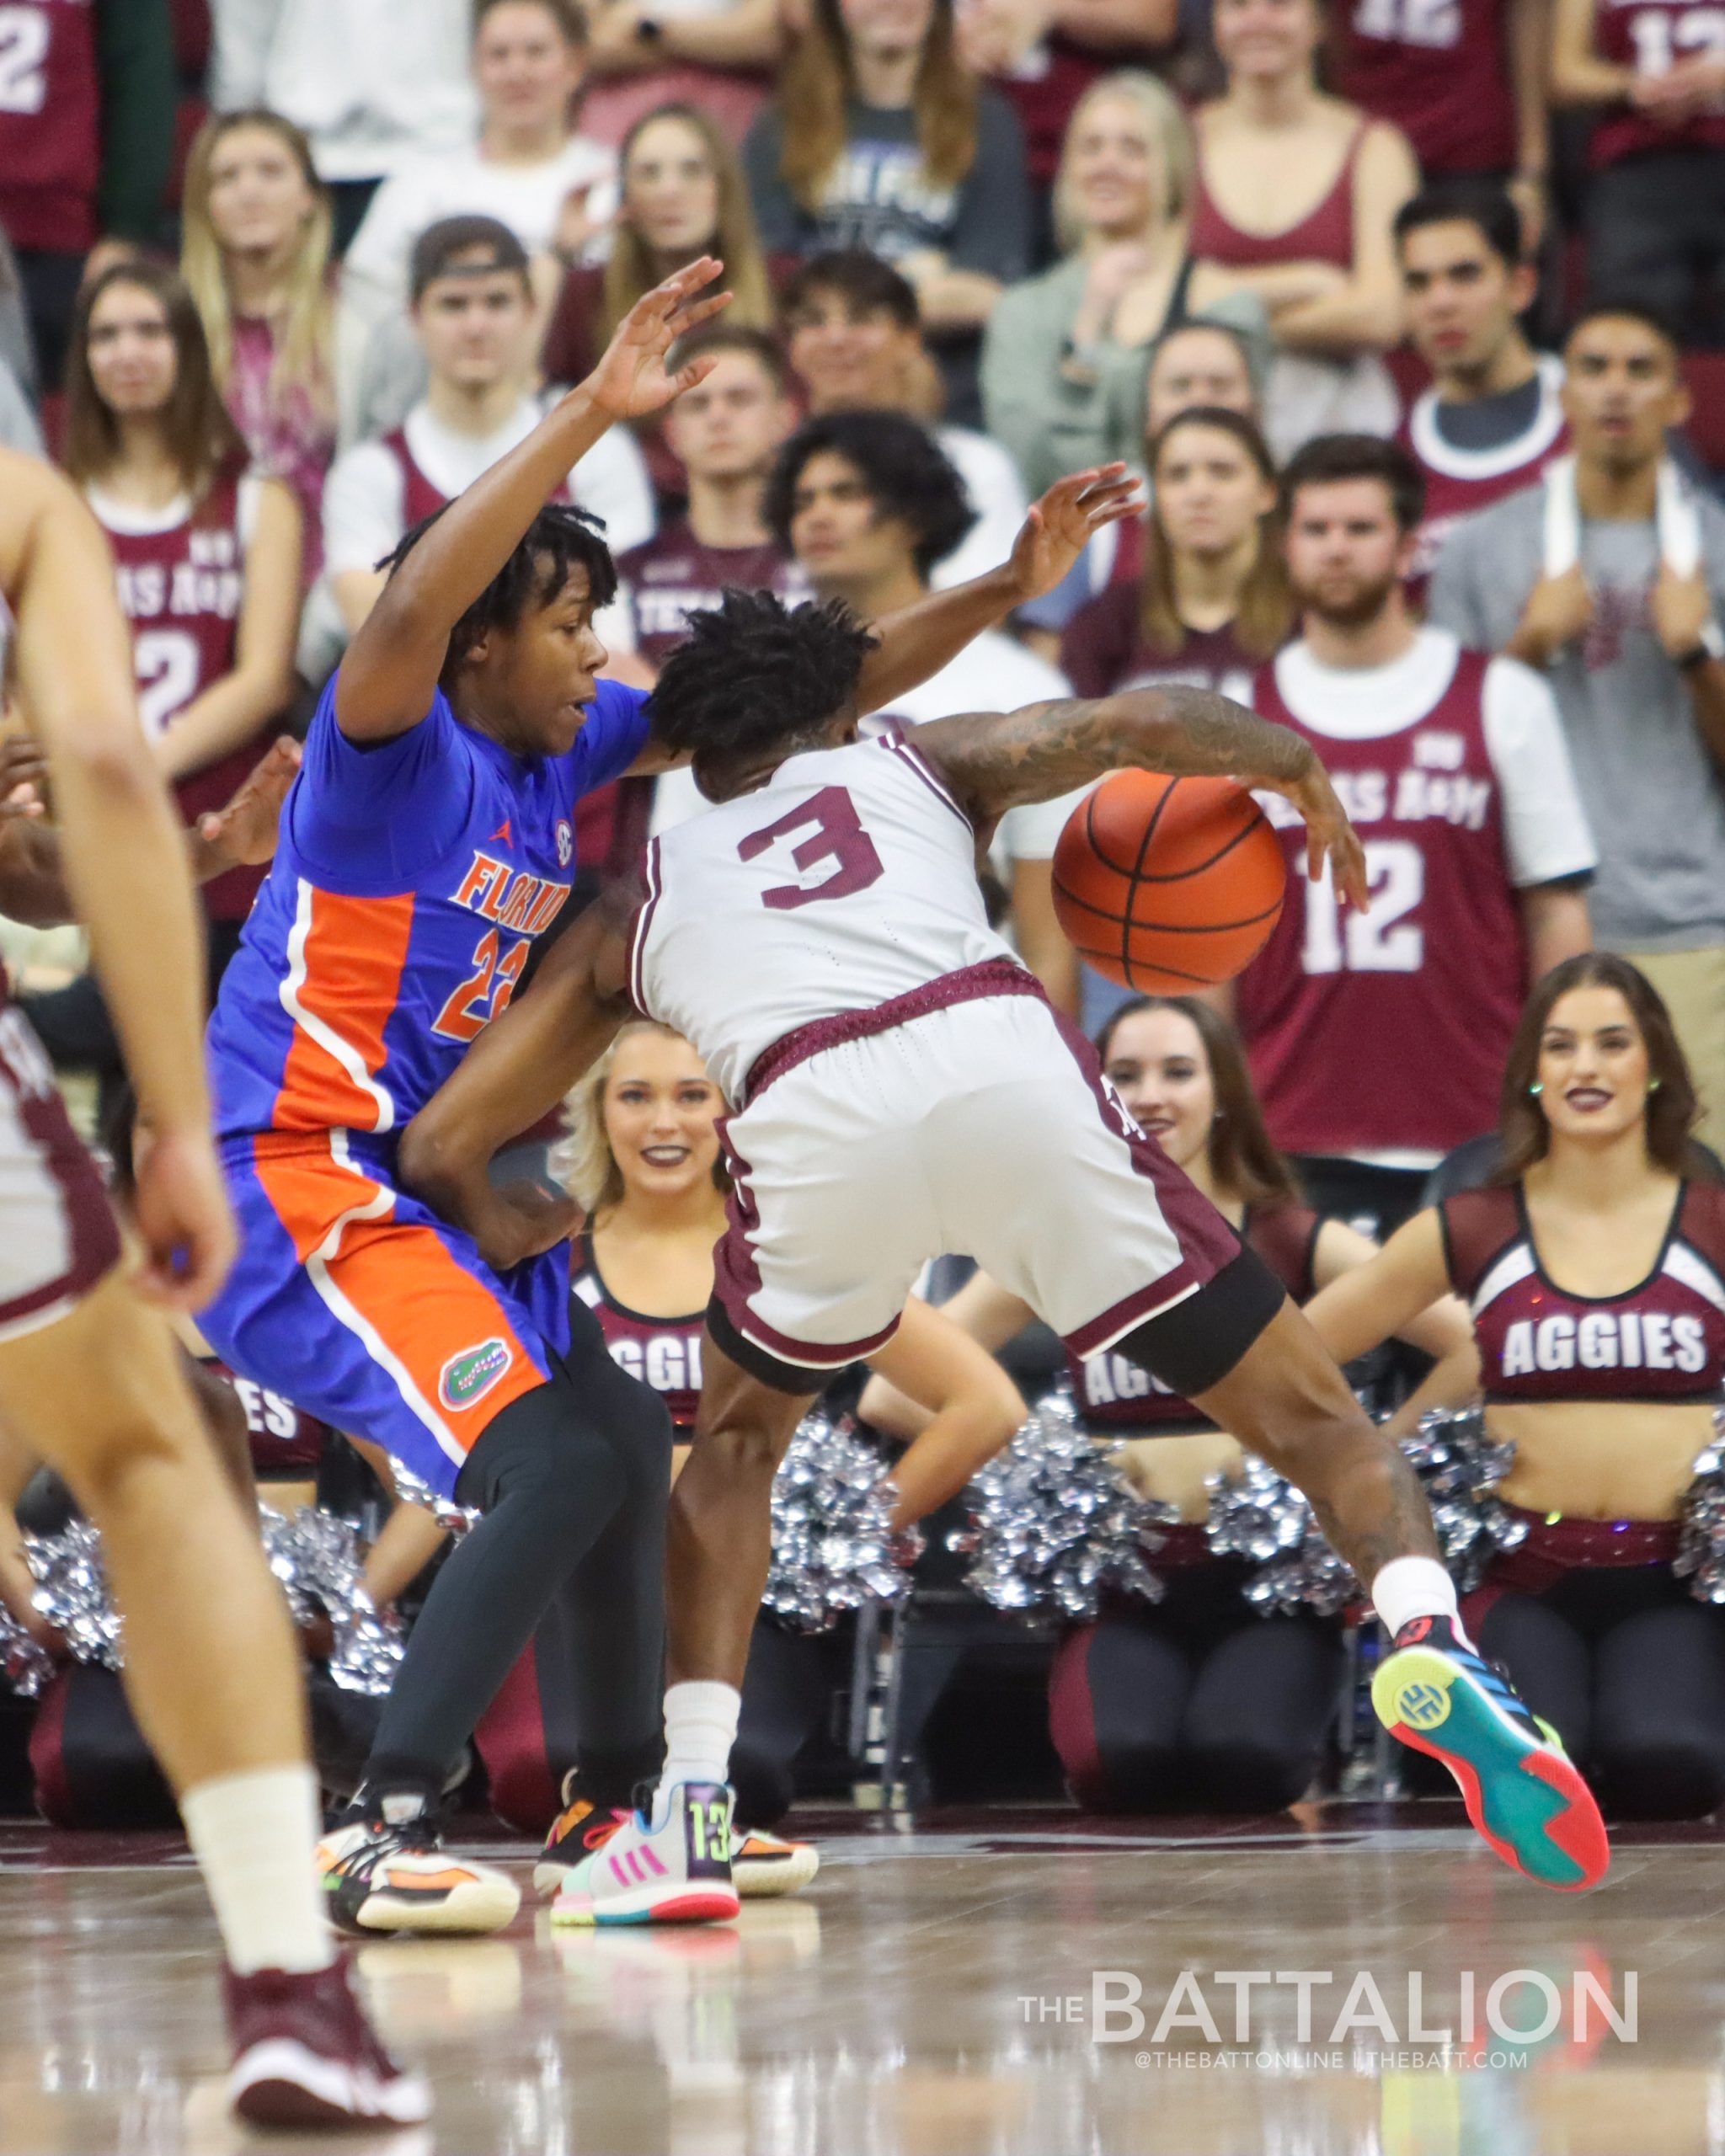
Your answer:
[0,1006,121,1337]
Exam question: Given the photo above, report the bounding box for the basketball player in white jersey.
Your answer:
[402,593,1612,1906]
[0,448,426,2127]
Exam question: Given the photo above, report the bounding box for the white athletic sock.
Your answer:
[654,1681,741,1828]
[182,1764,334,1976]
[1370,1556,1469,1646]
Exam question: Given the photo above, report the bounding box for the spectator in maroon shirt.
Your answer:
[0,0,178,389]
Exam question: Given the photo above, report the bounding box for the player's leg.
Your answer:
[959,996,1609,1889]
[0,1272,426,2128]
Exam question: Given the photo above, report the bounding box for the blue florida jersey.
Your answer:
[208,674,651,1142]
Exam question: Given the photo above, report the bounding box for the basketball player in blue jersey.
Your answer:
[199,253,1146,1933]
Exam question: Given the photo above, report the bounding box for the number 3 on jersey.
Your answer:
[1303,836,1424,974]
[738,786,884,910]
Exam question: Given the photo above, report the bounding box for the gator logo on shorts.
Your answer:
[439,1337,513,1411]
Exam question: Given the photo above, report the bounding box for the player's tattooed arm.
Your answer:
[917,685,1370,907]
[399,888,638,1269]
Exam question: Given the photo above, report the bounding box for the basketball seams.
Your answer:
[1051,870,1284,938]
[1129,801,1268,883]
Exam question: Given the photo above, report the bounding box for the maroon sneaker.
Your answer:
[225,1959,431,2128]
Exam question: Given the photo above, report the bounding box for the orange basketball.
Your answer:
[1051,771,1285,991]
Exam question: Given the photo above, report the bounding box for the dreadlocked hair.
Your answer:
[650,590,879,766]
[377,500,619,685]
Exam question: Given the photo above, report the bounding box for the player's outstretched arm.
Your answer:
[916,684,1370,907]
[0,734,302,926]
[336,257,729,744]
[398,891,638,1268]
[4,452,232,1308]
[854,465,1143,716]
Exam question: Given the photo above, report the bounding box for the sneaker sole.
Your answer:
[1372,1644,1610,1892]
[550,1885,741,1928]
[734,1845,820,1898]
[230,2039,432,2127]
[343,1875,522,1935]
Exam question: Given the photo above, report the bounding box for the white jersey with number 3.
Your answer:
[631,730,1017,1105]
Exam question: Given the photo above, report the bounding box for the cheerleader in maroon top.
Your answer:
[1184,0,1419,456]
[62,261,301,979]
[908,996,1475,1812]
[1310,955,1725,1817]
[441,1021,1021,1876]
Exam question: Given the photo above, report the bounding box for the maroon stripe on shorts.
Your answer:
[710,1120,901,1369]
[0,1014,122,1332]
[742,958,1040,1106]
[1046,1004,1239,1356]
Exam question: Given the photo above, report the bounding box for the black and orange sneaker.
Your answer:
[226,1958,431,2129]
[1373,1614,1610,1892]
[733,1827,820,1898]
[316,1791,520,1936]
[533,1775,632,1899]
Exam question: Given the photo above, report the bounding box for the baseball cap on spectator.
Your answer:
[409,216,532,302]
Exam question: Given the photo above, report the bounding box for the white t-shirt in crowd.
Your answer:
[931,425,1028,593]
[321,393,655,584]
[649,626,1085,880]
[1268,627,1599,889]
[341,138,619,336]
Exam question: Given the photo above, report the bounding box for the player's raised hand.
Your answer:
[585,256,732,421]
[1278,761,1369,911]
[131,1126,238,1314]
[195,736,302,869]
[1007,464,1146,603]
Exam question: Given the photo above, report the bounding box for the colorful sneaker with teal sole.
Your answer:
[1373,1615,1610,1893]
[551,1780,741,1928]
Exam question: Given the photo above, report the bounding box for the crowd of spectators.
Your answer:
[3,0,1725,1182]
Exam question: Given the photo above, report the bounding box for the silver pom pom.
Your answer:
[0,1600,54,1698]
[24,1520,124,1668]
[260,1507,405,1696]
[1204,1455,1356,1618]
[1675,1417,1725,1603]
[762,1412,910,1633]
[388,1458,480,1534]
[951,1392,1172,1621]
[1400,1406,1524,1592]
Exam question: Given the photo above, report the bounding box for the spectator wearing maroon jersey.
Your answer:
[539,104,778,499]
[180,110,338,579]
[1428,303,1725,1146]
[62,260,302,979]
[1309,955,1725,1820]
[1235,434,1598,1237]
[1338,0,1551,242]
[1063,406,1287,708]
[1392,184,1567,599]
[601,325,802,688]
[0,0,178,392]
[743,0,1032,425]
[784,250,1027,589]
[981,72,1197,498]
[1552,0,1725,342]
[1184,0,1418,461]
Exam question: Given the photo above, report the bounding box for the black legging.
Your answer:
[1048,1565,1344,1813]
[1475,1565,1725,1820]
[363,1299,672,1810]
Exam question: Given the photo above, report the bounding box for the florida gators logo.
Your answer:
[556,819,573,867]
[440,1337,513,1411]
